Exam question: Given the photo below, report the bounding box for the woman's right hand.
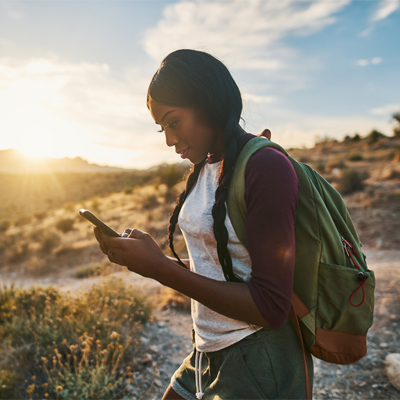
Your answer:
[94,227,132,254]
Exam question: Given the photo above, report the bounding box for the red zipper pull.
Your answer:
[341,237,360,269]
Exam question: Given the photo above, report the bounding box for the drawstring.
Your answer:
[195,349,204,399]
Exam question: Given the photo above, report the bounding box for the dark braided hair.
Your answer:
[147,49,244,281]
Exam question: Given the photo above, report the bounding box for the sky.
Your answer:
[0,0,399,169]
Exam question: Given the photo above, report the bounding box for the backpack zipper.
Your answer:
[341,236,369,307]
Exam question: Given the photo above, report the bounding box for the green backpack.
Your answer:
[226,137,375,376]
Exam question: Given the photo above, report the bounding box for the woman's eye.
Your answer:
[157,120,178,133]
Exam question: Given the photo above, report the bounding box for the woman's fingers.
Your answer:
[94,227,109,255]
[128,228,146,239]
[121,228,132,238]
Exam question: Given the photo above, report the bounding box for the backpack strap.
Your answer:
[227,136,311,400]
[227,136,288,247]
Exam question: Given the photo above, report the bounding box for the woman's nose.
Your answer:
[165,130,179,147]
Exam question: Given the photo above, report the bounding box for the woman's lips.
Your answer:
[180,148,189,159]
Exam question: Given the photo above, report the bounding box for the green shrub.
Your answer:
[56,218,75,233]
[0,278,152,399]
[335,169,367,194]
[348,153,363,161]
[367,129,386,145]
[158,164,186,188]
[124,185,133,194]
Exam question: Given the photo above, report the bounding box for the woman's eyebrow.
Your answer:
[161,110,176,122]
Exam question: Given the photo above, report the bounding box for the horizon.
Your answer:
[0,0,399,168]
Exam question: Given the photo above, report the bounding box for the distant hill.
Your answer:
[0,149,130,173]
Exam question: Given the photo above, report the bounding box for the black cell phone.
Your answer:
[79,209,120,237]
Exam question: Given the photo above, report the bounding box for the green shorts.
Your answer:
[171,320,313,400]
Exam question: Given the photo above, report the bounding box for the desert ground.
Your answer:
[0,133,399,398]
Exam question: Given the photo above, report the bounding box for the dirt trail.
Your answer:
[0,247,399,399]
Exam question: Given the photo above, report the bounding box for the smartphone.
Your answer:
[79,209,120,237]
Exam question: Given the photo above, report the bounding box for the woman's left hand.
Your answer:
[97,228,168,279]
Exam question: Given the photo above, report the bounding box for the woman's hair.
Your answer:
[147,49,244,282]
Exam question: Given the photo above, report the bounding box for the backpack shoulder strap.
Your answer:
[227,137,288,247]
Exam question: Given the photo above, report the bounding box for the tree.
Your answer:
[392,112,400,138]
[367,129,386,145]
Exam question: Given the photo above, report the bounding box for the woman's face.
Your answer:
[149,100,224,165]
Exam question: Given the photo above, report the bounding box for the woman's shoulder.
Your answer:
[242,134,297,180]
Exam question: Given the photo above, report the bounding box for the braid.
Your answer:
[168,160,206,268]
[212,113,244,282]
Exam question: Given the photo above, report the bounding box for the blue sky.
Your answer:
[0,0,399,168]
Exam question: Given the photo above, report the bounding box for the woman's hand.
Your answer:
[94,227,168,279]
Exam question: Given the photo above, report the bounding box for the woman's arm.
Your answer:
[165,255,190,269]
[95,228,270,327]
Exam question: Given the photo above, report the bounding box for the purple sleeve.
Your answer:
[245,147,299,329]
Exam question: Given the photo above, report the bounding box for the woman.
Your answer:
[95,49,313,400]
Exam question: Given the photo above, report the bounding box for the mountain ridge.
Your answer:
[0,148,132,173]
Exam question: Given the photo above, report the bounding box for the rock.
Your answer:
[153,379,163,388]
[141,353,153,365]
[380,342,389,348]
[149,345,159,353]
[385,353,400,392]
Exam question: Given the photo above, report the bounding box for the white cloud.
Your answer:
[370,104,400,116]
[372,0,400,21]
[0,56,168,167]
[357,57,383,66]
[7,10,23,21]
[357,59,369,66]
[144,0,351,72]
[371,57,383,65]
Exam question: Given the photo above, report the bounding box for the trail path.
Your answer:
[0,247,399,399]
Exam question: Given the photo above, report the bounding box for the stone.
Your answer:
[149,345,159,353]
[385,353,400,392]
[380,342,389,348]
[141,353,153,365]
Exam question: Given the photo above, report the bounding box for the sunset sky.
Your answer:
[0,0,399,169]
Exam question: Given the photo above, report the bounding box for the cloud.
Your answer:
[7,10,24,21]
[357,57,382,66]
[144,0,351,72]
[370,104,400,116]
[371,0,400,21]
[0,56,170,167]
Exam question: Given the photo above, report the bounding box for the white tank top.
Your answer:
[178,161,262,352]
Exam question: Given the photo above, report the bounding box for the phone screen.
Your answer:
[79,209,120,237]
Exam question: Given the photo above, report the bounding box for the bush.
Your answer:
[55,218,75,233]
[335,169,366,194]
[0,278,152,399]
[40,232,61,254]
[325,158,345,172]
[0,220,10,232]
[8,243,30,264]
[158,164,186,188]
[367,129,386,145]
[348,153,363,162]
